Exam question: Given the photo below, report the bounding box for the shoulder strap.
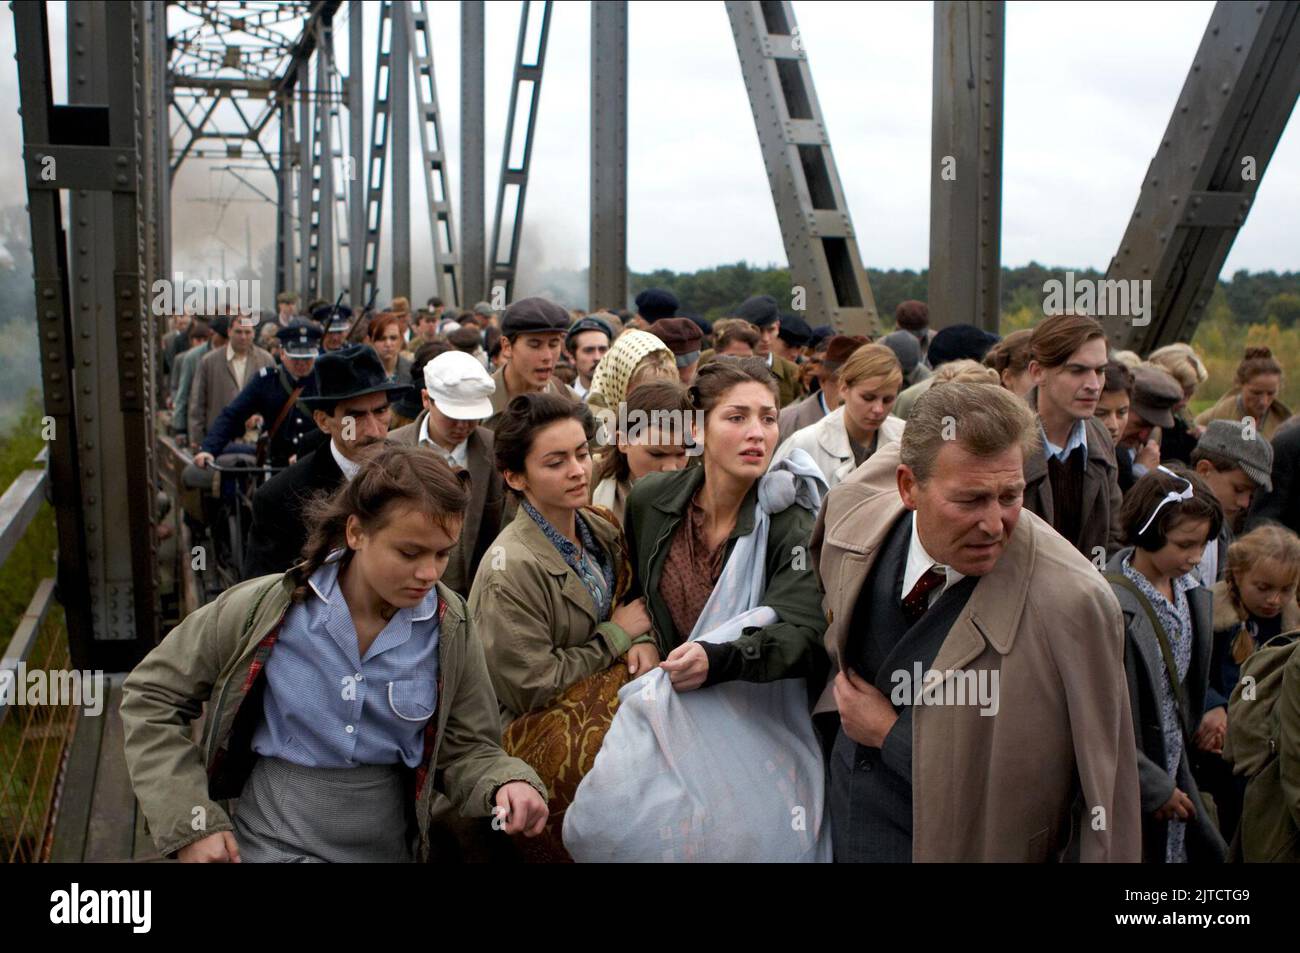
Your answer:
[1106,571,1196,748]
[256,374,305,465]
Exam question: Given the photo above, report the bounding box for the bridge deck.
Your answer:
[50,676,162,863]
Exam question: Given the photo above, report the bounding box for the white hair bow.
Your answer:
[1137,465,1195,537]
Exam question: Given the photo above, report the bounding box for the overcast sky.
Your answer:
[0,1,1295,303]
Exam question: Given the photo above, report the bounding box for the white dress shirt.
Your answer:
[227,347,249,390]
[418,413,468,469]
[902,514,966,609]
[330,438,361,482]
[1040,417,1088,462]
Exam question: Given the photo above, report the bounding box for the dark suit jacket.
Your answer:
[829,510,978,862]
[242,442,344,580]
[388,412,505,596]
[1022,414,1124,560]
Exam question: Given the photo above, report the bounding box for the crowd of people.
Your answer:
[120,287,1300,863]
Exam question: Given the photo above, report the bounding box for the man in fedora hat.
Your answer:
[242,345,413,579]
[389,350,505,597]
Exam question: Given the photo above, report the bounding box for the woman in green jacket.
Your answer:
[622,356,829,694]
[120,444,547,862]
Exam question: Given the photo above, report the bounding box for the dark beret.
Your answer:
[928,324,1000,368]
[777,313,813,347]
[809,325,836,349]
[501,296,570,338]
[734,294,780,328]
[635,288,679,321]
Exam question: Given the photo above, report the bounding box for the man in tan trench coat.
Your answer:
[811,382,1141,862]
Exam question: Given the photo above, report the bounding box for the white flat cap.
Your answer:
[423,350,495,420]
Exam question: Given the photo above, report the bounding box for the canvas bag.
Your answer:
[562,451,832,862]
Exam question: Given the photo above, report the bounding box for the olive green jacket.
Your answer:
[622,465,829,693]
[1239,639,1300,862]
[468,505,638,721]
[120,572,545,859]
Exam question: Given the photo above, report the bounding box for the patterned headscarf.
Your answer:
[588,329,675,409]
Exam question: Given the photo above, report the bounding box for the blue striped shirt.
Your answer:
[251,553,441,769]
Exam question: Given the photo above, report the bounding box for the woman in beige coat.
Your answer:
[469,393,656,722]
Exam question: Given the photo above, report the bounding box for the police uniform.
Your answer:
[200,321,326,467]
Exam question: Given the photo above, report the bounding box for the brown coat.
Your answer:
[777,391,827,446]
[388,411,504,597]
[811,441,1142,861]
[468,506,631,722]
[188,343,274,447]
[1022,414,1125,560]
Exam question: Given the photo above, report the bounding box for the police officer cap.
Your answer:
[277,319,323,359]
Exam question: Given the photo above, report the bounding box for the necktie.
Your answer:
[902,567,946,626]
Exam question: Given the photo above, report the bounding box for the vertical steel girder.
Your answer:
[277,94,295,296]
[16,1,163,665]
[726,0,878,336]
[490,0,553,303]
[13,1,93,665]
[411,1,460,307]
[460,1,487,306]
[361,1,395,309]
[308,17,337,299]
[391,0,412,301]
[929,1,1005,334]
[298,59,312,299]
[589,1,629,312]
[349,1,366,305]
[1106,1,1300,352]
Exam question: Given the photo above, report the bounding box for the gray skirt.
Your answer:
[232,756,413,863]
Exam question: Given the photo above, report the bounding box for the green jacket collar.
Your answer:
[650,463,760,542]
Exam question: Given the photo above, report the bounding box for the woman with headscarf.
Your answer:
[585,328,680,449]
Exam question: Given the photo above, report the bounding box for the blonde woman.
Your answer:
[1149,343,1210,463]
[772,343,904,488]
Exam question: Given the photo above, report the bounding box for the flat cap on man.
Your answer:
[501,296,569,338]
[423,350,496,421]
[634,288,679,322]
[1196,418,1274,491]
[880,329,922,375]
[1131,365,1183,429]
[565,315,614,351]
[648,317,703,357]
[820,335,871,373]
[734,294,780,328]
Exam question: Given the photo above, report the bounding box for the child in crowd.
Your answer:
[1105,465,1227,863]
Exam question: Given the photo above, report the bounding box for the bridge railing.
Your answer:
[0,448,71,863]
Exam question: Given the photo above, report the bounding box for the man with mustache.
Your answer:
[1021,313,1124,561]
[812,382,1140,861]
[242,345,412,579]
